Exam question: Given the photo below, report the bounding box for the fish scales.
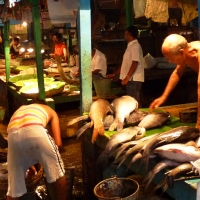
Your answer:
[143,159,180,191]
[154,143,200,163]
[108,96,138,131]
[142,126,200,171]
[138,112,171,130]
[88,99,113,143]
[96,126,146,169]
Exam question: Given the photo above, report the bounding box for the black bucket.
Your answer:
[94,177,139,200]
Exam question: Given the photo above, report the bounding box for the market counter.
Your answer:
[81,102,200,200]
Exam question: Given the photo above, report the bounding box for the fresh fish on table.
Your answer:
[111,134,158,164]
[142,126,200,171]
[123,152,143,170]
[75,122,91,139]
[109,140,139,159]
[108,95,138,131]
[138,111,171,130]
[89,99,113,143]
[143,159,181,191]
[96,126,146,169]
[67,99,113,143]
[154,163,194,193]
[116,134,158,169]
[67,115,90,126]
[153,143,200,163]
[104,109,148,130]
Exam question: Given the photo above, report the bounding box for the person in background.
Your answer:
[6,101,66,200]
[149,34,200,130]
[70,45,107,79]
[91,45,107,78]
[10,37,21,58]
[107,25,144,107]
[49,32,69,63]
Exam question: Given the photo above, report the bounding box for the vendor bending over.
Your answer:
[6,101,66,200]
[149,34,200,130]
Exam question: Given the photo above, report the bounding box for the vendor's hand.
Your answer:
[107,73,115,79]
[149,96,166,112]
[49,53,54,58]
[121,76,129,85]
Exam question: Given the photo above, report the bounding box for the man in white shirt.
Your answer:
[69,46,107,80]
[107,25,144,107]
[92,47,107,78]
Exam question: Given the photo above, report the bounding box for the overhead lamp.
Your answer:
[22,21,27,27]
[19,46,26,53]
[26,42,34,53]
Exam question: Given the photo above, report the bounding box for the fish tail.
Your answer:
[90,120,94,128]
[91,129,99,143]
[96,151,109,169]
[67,115,89,126]
[143,172,154,191]
[108,121,118,131]
[135,159,143,174]
[76,122,91,139]
[142,156,150,172]
[117,156,127,169]
[98,126,105,136]
[108,148,119,158]
[142,150,150,171]
[117,122,123,132]
[115,148,125,160]
[153,178,167,193]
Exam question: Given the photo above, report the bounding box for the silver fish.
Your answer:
[109,140,139,159]
[143,159,180,191]
[116,134,158,169]
[66,115,89,126]
[104,109,148,130]
[154,163,193,193]
[142,126,200,171]
[67,99,113,143]
[108,96,138,131]
[89,99,113,143]
[124,152,143,170]
[96,126,146,169]
[153,143,200,163]
[138,112,171,130]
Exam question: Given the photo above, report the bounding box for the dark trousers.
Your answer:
[125,81,143,108]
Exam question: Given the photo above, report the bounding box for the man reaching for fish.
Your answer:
[150,34,200,130]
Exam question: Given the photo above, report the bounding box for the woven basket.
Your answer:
[0,163,43,199]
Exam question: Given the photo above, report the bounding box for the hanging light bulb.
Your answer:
[22,21,27,27]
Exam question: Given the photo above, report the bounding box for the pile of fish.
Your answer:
[98,125,200,193]
[67,95,171,143]
[67,95,200,193]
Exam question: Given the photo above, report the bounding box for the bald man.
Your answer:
[149,34,200,129]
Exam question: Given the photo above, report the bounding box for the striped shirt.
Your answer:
[7,104,48,132]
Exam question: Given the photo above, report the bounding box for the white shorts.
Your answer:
[7,125,65,198]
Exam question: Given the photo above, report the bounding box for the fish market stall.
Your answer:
[78,102,200,200]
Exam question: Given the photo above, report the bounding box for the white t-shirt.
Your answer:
[120,40,144,82]
[92,49,107,77]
